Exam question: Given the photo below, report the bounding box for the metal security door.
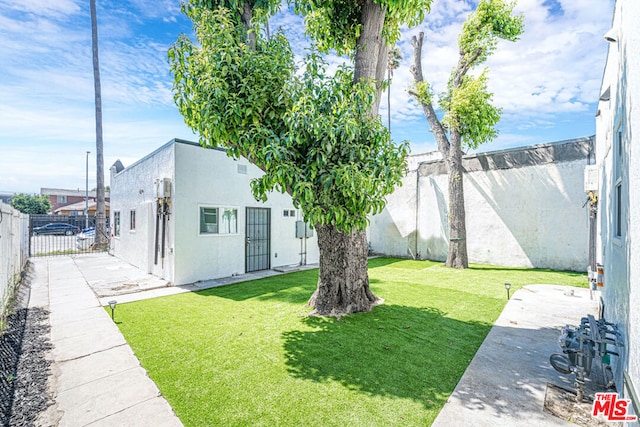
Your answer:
[245,208,270,273]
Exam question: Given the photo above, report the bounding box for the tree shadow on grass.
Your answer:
[282,304,493,410]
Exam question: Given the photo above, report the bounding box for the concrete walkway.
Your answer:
[432,284,600,426]
[29,256,183,427]
[26,253,600,426]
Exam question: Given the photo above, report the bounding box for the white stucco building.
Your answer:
[109,139,318,286]
[595,0,640,414]
[369,137,594,271]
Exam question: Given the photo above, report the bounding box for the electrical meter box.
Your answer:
[157,178,172,198]
[295,221,314,238]
[584,165,598,192]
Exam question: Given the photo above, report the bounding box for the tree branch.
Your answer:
[453,47,483,88]
[410,32,450,155]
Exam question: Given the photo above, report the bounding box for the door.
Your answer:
[245,207,270,272]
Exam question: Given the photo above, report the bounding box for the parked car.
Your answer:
[76,229,95,250]
[32,223,80,236]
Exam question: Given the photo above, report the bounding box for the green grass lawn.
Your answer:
[113,258,586,426]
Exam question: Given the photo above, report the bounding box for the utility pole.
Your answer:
[85,150,90,230]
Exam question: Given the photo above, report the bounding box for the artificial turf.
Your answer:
[113,257,586,426]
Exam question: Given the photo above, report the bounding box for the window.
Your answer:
[615,183,622,237]
[130,210,136,231]
[200,207,237,234]
[57,195,67,203]
[613,124,624,238]
[114,211,121,237]
[283,210,296,217]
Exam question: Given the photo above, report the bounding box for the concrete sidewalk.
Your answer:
[29,256,183,427]
[27,253,600,426]
[432,284,600,426]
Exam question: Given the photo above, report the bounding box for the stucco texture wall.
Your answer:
[110,142,176,282]
[597,0,640,403]
[171,142,319,285]
[369,138,592,271]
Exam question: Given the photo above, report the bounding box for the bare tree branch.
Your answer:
[410,32,450,154]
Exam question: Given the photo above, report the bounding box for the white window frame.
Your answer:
[199,206,238,235]
[57,195,67,203]
[113,211,121,237]
[613,121,624,240]
[129,209,136,231]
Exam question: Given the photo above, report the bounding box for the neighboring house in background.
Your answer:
[595,0,639,412]
[109,138,319,286]
[368,137,594,271]
[0,193,14,204]
[41,188,110,212]
[53,200,110,217]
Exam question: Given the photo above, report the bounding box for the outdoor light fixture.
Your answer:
[108,300,117,321]
[505,283,512,300]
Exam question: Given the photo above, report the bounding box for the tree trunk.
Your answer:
[307,224,381,317]
[410,32,469,268]
[90,0,107,247]
[240,1,255,50]
[446,131,468,268]
[353,0,386,87]
[306,0,387,317]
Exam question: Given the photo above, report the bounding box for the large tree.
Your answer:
[409,0,523,268]
[90,0,108,247]
[10,194,51,215]
[170,0,429,316]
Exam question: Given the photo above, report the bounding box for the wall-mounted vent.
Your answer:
[237,165,247,175]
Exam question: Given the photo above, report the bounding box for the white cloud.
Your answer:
[383,0,613,148]
[0,0,616,192]
[0,0,81,18]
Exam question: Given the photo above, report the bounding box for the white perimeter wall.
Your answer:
[369,140,591,271]
[596,0,640,403]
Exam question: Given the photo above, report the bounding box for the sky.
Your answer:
[0,0,615,195]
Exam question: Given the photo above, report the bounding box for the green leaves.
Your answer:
[10,193,52,214]
[171,2,408,234]
[169,5,294,159]
[413,81,433,106]
[410,0,523,151]
[293,0,432,54]
[254,55,408,232]
[442,69,501,149]
[458,0,524,65]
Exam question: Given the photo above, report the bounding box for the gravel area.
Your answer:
[0,286,53,427]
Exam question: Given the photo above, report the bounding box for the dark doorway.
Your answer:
[245,208,270,273]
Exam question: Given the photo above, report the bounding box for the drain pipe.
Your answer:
[413,166,420,260]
